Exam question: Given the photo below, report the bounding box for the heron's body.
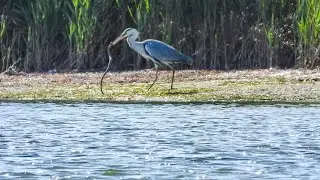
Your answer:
[126,30,192,66]
[112,28,192,90]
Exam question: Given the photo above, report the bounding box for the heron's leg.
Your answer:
[171,69,175,90]
[147,65,159,91]
[165,64,175,90]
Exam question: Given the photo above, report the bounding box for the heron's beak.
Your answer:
[111,35,127,45]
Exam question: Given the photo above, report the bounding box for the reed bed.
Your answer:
[0,0,319,73]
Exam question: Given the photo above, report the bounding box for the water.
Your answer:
[0,102,320,179]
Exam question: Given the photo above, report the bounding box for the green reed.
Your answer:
[0,0,319,73]
[67,0,96,70]
[0,14,6,71]
[297,0,320,68]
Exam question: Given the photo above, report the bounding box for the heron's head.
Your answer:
[121,28,139,37]
[113,28,139,44]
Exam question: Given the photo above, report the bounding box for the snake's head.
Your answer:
[112,28,139,45]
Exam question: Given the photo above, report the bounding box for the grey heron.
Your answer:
[100,28,192,94]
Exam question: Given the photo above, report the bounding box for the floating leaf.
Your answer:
[103,169,118,176]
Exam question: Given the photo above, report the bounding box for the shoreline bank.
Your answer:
[1,69,319,103]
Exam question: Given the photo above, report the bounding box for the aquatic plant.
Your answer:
[0,0,319,73]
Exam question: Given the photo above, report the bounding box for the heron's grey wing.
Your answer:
[144,40,192,64]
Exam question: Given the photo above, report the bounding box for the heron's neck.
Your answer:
[126,35,149,59]
[127,35,139,50]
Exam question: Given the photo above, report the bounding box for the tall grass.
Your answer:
[67,0,97,70]
[0,0,319,73]
[297,0,320,68]
[0,0,68,72]
[0,14,7,72]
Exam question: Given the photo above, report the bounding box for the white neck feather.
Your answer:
[126,34,150,59]
[127,35,138,49]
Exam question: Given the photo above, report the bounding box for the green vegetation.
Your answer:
[0,0,320,73]
[103,169,119,176]
[297,0,320,68]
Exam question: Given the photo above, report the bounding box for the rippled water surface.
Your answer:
[1,102,320,179]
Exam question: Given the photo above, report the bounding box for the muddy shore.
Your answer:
[0,69,320,103]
